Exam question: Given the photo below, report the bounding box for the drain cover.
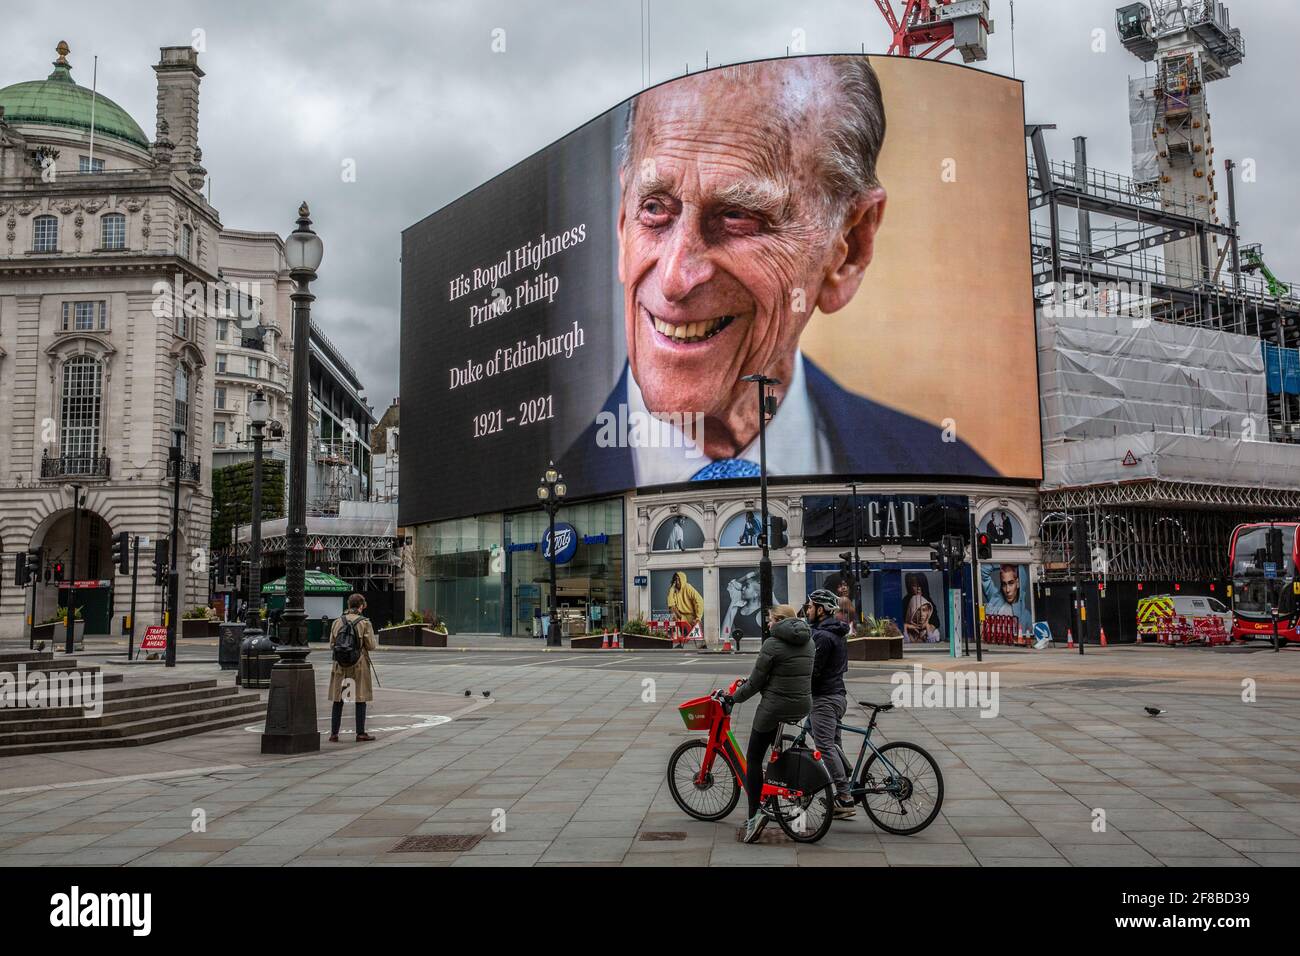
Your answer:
[639,831,687,842]
[456,717,491,722]
[391,834,483,853]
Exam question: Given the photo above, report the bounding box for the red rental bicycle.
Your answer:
[666,679,835,843]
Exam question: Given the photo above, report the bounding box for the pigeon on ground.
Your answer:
[1144,706,1166,717]
[482,691,491,698]
[463,690,471,697]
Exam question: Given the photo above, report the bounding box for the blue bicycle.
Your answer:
[785,699,944,835]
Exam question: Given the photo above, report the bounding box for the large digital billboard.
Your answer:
[401,54,1040,526]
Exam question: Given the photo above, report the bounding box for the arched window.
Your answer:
[60,356,103,468]
[652,515,704,552]
[179,224,193,259]
[33,215,59,253]
[174,364,191,456]
[100,213,126,250]
[719,510,766,548]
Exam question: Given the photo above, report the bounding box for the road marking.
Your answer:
[243,714,452,734]
[0,764,247,797]
[674,657,699,665]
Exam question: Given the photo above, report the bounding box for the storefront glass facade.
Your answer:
[414,498,624,636]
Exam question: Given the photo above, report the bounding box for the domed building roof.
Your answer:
[0,42,150,151]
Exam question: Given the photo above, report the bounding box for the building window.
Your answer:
[33,215,58,253]
[179,224,193,259]
[61,301,107,332]
[60,356,103,460]
[216,319,229,342]
[247,358,260,379]
[79,156,105,173]
[174,364,190,456]
[213,422,226,445]
[215,353,226,374]
[100,213,126,249]
[214,386,226,409]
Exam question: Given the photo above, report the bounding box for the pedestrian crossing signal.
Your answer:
[111,532,130,575]
[977,532,991,560]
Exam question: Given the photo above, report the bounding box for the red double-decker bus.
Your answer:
[1228,522,1299,643]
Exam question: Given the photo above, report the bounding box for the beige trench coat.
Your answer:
[327,612,379,702]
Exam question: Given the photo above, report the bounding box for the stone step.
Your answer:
[0,650,54,664]
[0,704,269,758]
[0,682,246,722]
[0,697,265,749]
[0,688,261,734]
[0,665,123,688]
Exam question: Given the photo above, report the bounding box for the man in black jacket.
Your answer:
[805,589,855,819]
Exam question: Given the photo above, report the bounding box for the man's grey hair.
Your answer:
[620,56,886,226]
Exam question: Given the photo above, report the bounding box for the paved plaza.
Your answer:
[1,642,1299,867]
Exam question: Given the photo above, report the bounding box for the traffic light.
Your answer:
[1267,527,1285,569]
[111,532,130,575]
[977,532,992,561]
[929,544,945,573]
[838,551,854,582]
[767,515,788,549]
[14,551,26,586]
[1072,519,1089,571]
[153,538,169,584]
[52,560,65,582]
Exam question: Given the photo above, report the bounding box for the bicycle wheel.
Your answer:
[667,739,741,821]
[859,741,944,835]
[773,783,835,843]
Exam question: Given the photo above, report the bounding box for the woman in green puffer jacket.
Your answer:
[727,605,814,843]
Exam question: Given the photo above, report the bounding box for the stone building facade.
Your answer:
[0,43,223,636]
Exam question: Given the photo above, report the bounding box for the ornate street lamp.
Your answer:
[537,462,567,647]
[262,203,323,755]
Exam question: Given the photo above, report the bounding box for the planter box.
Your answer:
[32,620,85,649]
[847,636,903,661]
[378,624,447,647]
[181,618,216,639]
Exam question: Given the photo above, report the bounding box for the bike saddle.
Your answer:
[859,700,894,712]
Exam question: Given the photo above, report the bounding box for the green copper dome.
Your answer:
[0,46,150,151]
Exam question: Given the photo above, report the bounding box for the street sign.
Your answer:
[1265,561,1278,579]
[140,625,168,652]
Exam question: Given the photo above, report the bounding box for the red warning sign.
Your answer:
[141,625,168,651]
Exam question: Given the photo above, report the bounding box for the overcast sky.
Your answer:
[7,0,1297,407]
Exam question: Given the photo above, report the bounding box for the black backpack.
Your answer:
[332,614,365,667]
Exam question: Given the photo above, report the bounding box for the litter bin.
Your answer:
[238,631,279,689]
[219,622,245,671]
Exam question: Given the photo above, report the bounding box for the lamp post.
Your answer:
[64,483,85,655]
[166,429,183,667]
[262,202,323,755]
[536,462,567,647]
[244,388,269,640]
[741,374,780,640]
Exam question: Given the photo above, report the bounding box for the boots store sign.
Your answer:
[541,522,579,564]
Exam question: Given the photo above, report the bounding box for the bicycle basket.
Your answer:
[678,695,719,731]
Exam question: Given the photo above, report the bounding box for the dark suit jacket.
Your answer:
[559,360,995,494]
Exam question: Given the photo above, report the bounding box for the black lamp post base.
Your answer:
[260,659,319,755]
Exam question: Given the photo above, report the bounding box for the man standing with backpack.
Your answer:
[328,593,379,742]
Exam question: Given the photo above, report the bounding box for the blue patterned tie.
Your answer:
[690,459,762,481]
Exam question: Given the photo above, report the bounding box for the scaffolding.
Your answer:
[311,438,357,515]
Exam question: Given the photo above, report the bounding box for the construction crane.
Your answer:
[871,0,993,62]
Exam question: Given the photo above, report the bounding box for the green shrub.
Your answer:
[622,615,650,636]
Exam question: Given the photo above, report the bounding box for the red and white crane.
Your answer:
[871,0,993,61]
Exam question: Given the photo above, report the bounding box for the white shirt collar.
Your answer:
[627,351,833,485]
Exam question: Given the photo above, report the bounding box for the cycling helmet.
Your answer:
[807,588,839,613]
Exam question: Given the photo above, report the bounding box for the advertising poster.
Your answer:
[982,563,1033,631]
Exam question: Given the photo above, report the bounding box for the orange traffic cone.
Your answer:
[1066,628,1075,648]
[1100,627,1108,647]
[612,632,621,649]
[601,630,610,649]
[722,636,732,653]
